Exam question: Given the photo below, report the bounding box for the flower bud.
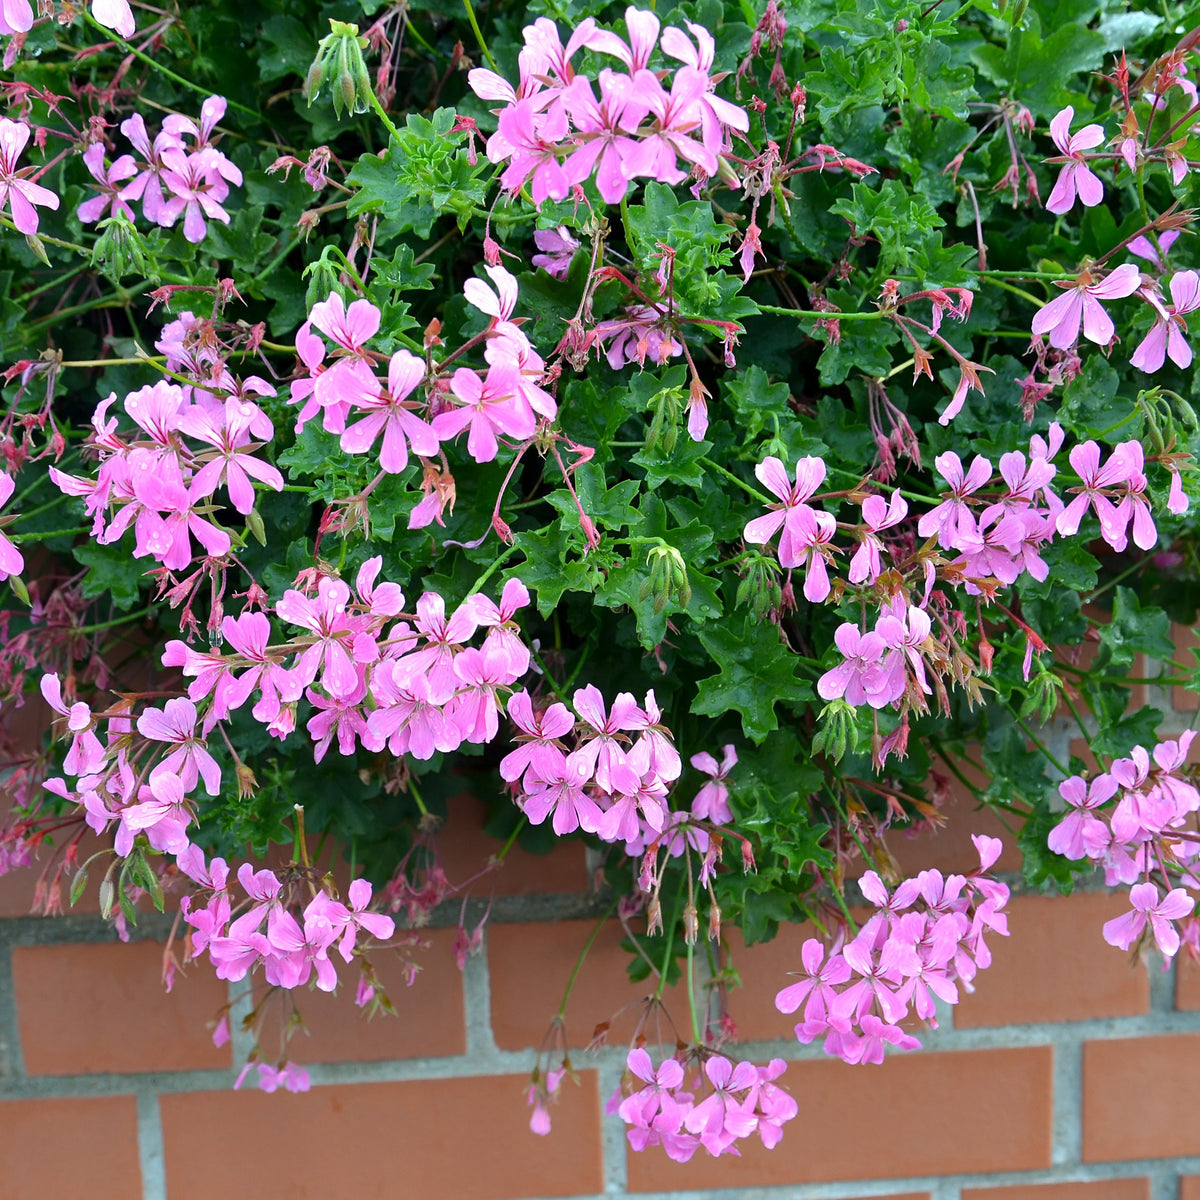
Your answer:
[813,698,860,763]
[682,901,699,945]
[90,212,149,281]
[305,20,376,119]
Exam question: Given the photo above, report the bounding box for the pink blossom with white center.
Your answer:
[573,683,645,794]
[660,21,750,152]
[1055,439,1143,548]
[464,263,518,323]
[162,96,229,151]
[954,502,1028,589]
[159,146,234,242]
[743,455,828,569]
[1103,883,1195,957]
[492,101,572,204]
[500,690,575,787]
[364,668,460,760]
[848,489,907,584]
[0,118,59,235]
[462,578,532,679]
[1030,263,1141,350]
[121,451,232,569]
[522,748,601,835]
[623,66,717,184]
[179,397,285,514]
[264,905,340,992]
[817,623,888,708]
[124,380,187,450]
[0,471,23,582]
[433,363,536,463]
[683,1055,760,1154]
[1048,773,1117,859]
[339,348,438,473]
[448,641,516,743]
[690,744,736,823]
[306,879,394,963]
[775,937,852,1033]
[306,683,370,762]
[390,591,480,705]
[1044,106,1105,215]
[276,576,362,700]
[118,115,182,225]
[218,610,302,725]
[917,452,993,550]
[560,72,643,204]
[117,771,193,856]
[1130,270,1200,373]
[77,143,138,225]
[137,697,222,795]
[40,673,105,776]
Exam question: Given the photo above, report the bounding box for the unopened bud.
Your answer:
[707,902,722,942]
[740,839,757,874]
[682,902,699,944]
[235,762,258,799]
[646,894,663,936]
[305,20,376,120]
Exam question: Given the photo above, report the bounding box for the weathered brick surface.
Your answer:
[954,893,1149,1028]
[160,1072,603,1200]
[963,1183,1150,1200]
[1083,1034,1200,1161]
[489,918,687,1051]
[13,940,231,1075]
[0,1095,142,1199]
[1180,1177,1200,1199]
[436,793,590,895]
[250,927,465,1063]
[626,1047,1053,1191]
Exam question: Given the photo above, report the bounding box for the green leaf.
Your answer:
[694,618,814,742]
[1097,586,1175,669]
[74,541,146,610]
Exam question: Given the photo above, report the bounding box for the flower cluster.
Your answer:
[612,1047,797,1160]
[1048,733,1200,957]
[502,684,682,845]
[48,373,282,573]
[78,97,242,243]
[469,6,750,205]
[775,836,1010,1063]
[291,263,556,498]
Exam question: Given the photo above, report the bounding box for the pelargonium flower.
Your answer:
[1044,106,1105,215]
[0,118,60,236]
[743,455,828,570]
[1103,882,1194,957]
[0,0,32,34]
[92,0,136,38]
[1030,263,1141,350]
[0,471,23,581]
[1130,270,1200,373]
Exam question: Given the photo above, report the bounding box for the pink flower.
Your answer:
[690,744,736,823]
[531,225,580,278]
[0,118,60,235]
[1031,263,1141,350]
[1103,883,1194,957]
[743,455,828,569]
[179,397,284,514]
[1055,439,1142,548]
[339,349,438,473]
[77,143,138,225]
[0,0,32,34]
[92,0,135,37]
[0,471,23,581]
[1044,106,1105,215]
[159,147,234,242]
[1130,270,1200,373]
[432,363,537,463]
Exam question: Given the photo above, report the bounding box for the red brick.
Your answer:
[890,761,1022,876]
[955,892,1149,1027]
[1084,1034,1200,1160]
[0,1095,141,1199]
[1177,954,1200,1009]
[964,1182,1150,1200]
[436,793,589,895]
[13,940,231,1074]
[1181,1178,1200,1200]
[626,1046,1053,1190]
[489,919,688,1051]
[252,927,464,1063]
[161,1072,603,1199]
[721,923,820,1044]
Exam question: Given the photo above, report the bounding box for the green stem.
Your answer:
[756,302,885,321]
[466,544,519,596]
[365,84,402,142]
[407,775,428,817]
[72,603,156,635]
[981,276,1044,306]
[655,874,687,1000]
[685,928,702,1044]
[462,0,499,72]
[82,14,262,121]
[1015,715,1068,775]
[556,900,617,1020]
[0,218,89,257]
[497,815,527,861]
[697,456,770,504]
[15,526,88,541]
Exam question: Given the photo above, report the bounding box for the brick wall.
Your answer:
[1,633,1199,1199]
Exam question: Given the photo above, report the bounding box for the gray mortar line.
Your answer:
[1050,1031,1083,1166]
[135,1090,167,1200]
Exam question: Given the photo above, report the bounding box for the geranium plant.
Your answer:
[1,0,1199,1160]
